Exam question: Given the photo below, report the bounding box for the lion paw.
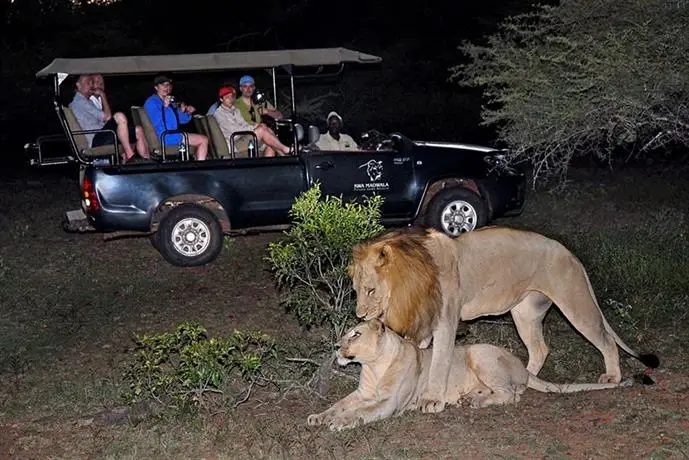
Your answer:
[327,415,361,431]
[468,396,485,409]
[418,398,446,414]
[418,336,432,349]
[598,373,621,384]
[307,413,326,426]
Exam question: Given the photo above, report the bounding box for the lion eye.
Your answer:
[367,288,376,297]
[352,331,361,339]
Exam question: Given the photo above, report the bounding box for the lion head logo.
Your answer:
[359,160,383,182]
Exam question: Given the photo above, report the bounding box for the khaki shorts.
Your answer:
[232,134,266,158]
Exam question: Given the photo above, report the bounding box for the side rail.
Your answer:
[160,130,190,161]
[25,134,71,167]
[68,128,120,165]
[230,131,259,158]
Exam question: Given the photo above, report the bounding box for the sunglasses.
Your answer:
[249,106,256,123]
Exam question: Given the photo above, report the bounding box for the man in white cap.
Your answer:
[316,111,359,151]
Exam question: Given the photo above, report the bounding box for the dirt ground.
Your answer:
[0,164,688,459]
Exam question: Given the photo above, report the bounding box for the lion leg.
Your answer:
[307,392,363,427]
[465,345,528,408]
[325,398,398,431]
[544,260,622,383]
[418,310,459,414]
[510,291,552,376]
[467,386,522,408]
[556,305,621,383]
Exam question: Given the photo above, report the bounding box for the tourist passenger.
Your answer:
[69,74,149,163]
[143,74,209,160]
[212,85,291,157]
[235,75,283,126]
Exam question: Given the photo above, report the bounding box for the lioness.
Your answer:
[307,320,628,431]
[349,226,659,414]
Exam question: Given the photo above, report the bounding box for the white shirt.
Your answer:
[316,132,359,151]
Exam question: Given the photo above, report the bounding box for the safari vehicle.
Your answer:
[26,47,527,267]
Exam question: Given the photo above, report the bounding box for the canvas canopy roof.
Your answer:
[35,47,382,78]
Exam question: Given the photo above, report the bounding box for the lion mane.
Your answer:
[350,227,441,345]
[349,225,659,414]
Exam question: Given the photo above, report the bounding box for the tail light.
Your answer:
[82,177,100,213]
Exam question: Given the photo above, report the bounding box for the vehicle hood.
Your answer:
[412,140,504,154]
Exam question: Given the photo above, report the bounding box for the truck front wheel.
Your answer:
[425,187,488,237]
[156,204,223,267]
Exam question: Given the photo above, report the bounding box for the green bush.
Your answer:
[265,184,385,344]
[122,321,277,413]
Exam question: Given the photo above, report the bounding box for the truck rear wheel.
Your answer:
[157,204,223,267]
[425,187,488,237]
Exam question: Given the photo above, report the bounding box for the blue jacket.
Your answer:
[144,94,192,145]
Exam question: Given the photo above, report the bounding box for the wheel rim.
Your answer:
[170,217,211,257]
[440,200,478,236]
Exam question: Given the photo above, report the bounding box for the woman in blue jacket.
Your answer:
[144,74,209,160]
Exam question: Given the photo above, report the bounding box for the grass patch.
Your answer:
[1,166,689,459]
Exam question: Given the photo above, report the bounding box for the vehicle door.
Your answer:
[306,143,416,217]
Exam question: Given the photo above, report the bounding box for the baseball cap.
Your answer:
[153,74,172,85]
[218,85,237,98]
[239,75,255,86]
[327,111,343,124]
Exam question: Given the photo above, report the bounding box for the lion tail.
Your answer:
[527,373,632,394]
[579,260,660,369]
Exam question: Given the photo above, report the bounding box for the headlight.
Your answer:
[483,153,507,165]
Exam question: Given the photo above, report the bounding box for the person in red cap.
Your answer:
[212,85,291,157]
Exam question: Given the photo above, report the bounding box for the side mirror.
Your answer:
[391,133,404,151]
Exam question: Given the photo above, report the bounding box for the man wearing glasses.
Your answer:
[234,75,283,126]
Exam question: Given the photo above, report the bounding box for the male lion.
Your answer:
[349,226,659,414]
[307,320,628,431]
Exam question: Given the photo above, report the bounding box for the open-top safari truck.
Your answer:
[25,47,527,267]
[27,47,382,166]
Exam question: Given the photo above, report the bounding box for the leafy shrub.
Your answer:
[122,321,277,413]
[265,184,385,344]
[452,0,689,187]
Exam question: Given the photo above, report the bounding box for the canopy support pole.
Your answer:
[271,67,278,109]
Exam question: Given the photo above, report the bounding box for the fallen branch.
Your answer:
[286,357,321,366]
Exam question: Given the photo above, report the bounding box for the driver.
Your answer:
[316,111,359,151]
[234,75,283,126]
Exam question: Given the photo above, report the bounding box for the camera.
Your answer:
[252,88,266,105]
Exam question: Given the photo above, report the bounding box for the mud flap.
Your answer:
[61,209,96,233]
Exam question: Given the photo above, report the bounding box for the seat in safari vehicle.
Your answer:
[55,100,121,164]
[130,106,196,161]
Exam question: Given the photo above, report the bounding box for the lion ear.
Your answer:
[376,244,392,267]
